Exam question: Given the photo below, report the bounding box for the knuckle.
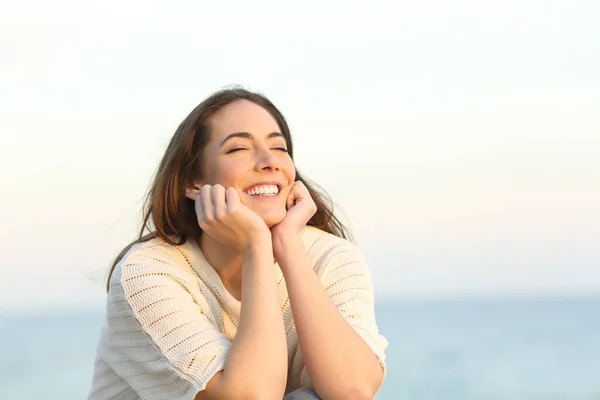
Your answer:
[215,210,226,221]
[198,221,209,231]
[225,187,238,198]
[203,207,214,220]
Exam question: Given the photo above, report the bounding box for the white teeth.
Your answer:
[246,185,279,196]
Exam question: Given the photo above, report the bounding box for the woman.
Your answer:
[88,87,388,400]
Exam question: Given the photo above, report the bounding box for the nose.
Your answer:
[254,147,280,171]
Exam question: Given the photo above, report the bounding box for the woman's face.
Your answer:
[197,99,296,227]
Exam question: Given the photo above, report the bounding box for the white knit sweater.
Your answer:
[88,226,388,400]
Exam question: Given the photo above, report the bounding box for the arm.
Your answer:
[113,184,288,400]
[183,184,288,399]
[198,236,288,400]
[273,234,385,400]
[111,239,286,400]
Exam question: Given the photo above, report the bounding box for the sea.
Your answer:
[1,296,599,400]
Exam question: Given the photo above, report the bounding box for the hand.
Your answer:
[185,184,270,250]
[271,181,317,239]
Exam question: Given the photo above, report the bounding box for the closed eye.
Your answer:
[226,147,247,154]
[226,147,287,154]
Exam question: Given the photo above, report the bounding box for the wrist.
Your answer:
[272,229,295,247]
[242,234,273,259]
[272,233,304,263]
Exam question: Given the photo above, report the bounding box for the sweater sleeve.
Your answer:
[102,244,231,400]
[299,241,388,387]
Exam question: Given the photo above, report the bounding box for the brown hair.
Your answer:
[106,86,351,291]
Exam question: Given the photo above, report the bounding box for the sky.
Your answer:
[1,0,599,313]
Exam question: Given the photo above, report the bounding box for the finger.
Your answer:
[194,188,206,224]
[287,181,304,210]
[225,187,241,211]
[200,185,214,222]
[185,186,199,201]
[211,184,227,220]
[286,187,296,210]
[293,181,309,196]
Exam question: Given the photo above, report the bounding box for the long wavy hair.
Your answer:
[106,86,351,291]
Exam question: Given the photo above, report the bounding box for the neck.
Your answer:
[198,234,243,300]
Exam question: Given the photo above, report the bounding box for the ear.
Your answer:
[185,181,202,201]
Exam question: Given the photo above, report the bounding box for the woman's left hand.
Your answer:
[271,181,317,239]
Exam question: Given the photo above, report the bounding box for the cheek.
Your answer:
[212,159,247,185]
[281,156,296,182]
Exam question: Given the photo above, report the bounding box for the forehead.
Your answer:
[208,100,280,138]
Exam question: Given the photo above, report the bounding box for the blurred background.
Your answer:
[1,0,599,399]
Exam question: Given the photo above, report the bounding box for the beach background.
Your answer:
[1,1,599,399]
[2,297,600,399]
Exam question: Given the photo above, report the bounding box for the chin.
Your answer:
[257,210,286,228]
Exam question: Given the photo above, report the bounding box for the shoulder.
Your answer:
[108,236,199,294]
[301,225,354,252]
[301,226,367,276]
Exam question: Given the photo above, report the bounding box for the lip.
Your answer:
[243,181,284,199]
[243,181,284,193]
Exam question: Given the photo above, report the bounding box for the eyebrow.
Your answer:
[219,131,285,147]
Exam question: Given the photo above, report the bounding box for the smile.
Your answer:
[245,184,280,197]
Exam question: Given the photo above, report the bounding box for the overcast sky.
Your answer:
[1,0,599,313]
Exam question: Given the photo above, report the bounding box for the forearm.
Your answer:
[274,235,383,400]
[221,238,288,399]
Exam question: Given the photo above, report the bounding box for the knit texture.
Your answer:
[88,226,388,400]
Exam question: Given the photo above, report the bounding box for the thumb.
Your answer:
[286,183,299,210]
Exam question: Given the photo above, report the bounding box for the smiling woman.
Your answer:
[189,100,296,230]
[88,87,388,400]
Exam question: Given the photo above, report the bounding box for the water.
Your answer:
[376,297,600,399]
[1,296,599,400]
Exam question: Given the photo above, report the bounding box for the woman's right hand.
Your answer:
[187,184,270,250]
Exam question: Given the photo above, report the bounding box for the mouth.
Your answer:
[244,182,282,198]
